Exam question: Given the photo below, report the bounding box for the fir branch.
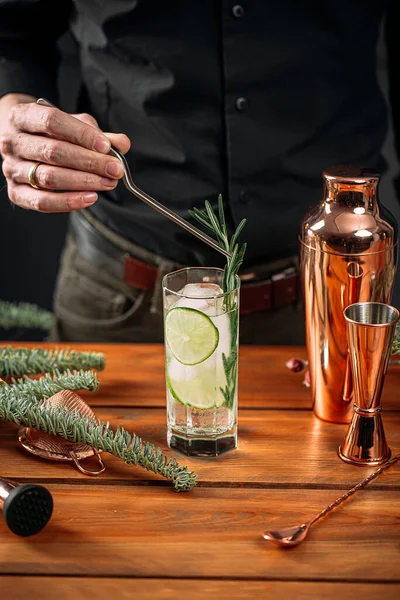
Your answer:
[0,369,100,402]
[392,326,400,355]
[0,300,55,331]
[0,391,197,492]
[0,346,105,378]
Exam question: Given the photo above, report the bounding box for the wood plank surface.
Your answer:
[1,409,399,488]
[1,578,399,600]
[0,486,399,580]
[2,341,400,595]
[4,342,400,411]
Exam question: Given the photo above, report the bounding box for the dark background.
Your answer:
[0,34,79,329]
[1,27,400,340]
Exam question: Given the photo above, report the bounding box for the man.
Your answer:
[0,1,398,344]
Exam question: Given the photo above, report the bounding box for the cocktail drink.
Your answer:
[163,267,240,456]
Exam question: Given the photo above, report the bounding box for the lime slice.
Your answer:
[165,307,219,366]
[167,358,226,409]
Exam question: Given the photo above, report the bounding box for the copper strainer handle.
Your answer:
[67,449,106,476]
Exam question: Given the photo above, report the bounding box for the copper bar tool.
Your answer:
[0,476,53,536]
[36,97,231,260]
[263,452,400,548]
[338,302,399,466]
[299,165,398,424]
[18,390,106,475]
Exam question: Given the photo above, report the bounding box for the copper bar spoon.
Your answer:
[36,98,231,259]
[263,452,400,548]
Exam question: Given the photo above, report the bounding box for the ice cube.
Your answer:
[169,282,234,377]
[171,282,233,356]
[213,310,231,358]
[168,356,197,382]
[179,283,223,298]
[173,283,224,316]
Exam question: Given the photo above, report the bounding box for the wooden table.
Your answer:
[1,343,400,599]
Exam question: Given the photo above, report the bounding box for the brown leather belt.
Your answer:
[125,256,299,313]
[239,269,299,314]
[69,210,299,315]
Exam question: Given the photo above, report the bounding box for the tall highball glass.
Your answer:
[162,267,240,456]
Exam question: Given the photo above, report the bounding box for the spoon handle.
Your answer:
[310,453,400,525]
[36,98,231,260]
[108,147,232,259]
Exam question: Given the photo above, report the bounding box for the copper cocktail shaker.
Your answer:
[299,165,398,423]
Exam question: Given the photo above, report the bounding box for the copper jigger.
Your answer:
[338,302,399,466]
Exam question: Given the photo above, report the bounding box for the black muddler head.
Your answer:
[0,479,53,537]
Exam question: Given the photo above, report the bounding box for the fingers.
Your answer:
[104,132,131,154]
[10,102,112,153]
[4,157,118,191]
[72,113,101,128]
[67,116,131,154]
[7,181,98,213]
[2,102,132,214]
[2,132,125,179]
[63,114,131,154]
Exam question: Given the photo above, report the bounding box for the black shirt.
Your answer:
[0,0,398,267]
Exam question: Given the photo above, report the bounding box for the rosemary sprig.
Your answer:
[0,300,55,331]
[189,195,247,408]
[189,195,247,301]
[0,346,105,378]
[219,347,238,410]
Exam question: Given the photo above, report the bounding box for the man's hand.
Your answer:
[0,96,131,212]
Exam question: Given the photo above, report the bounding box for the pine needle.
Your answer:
[392,326,400,355]
[0,371,197,492]
[0,346,105,378]
[0,300,55,331]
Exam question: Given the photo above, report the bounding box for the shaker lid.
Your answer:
[323,165,379,184]
[299,163,397,255]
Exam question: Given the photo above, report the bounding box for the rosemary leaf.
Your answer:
[218,194,227,236]
[205,200,224,240]
[230,219,247,252]
[238,242,247,263]
[188,209,215,232]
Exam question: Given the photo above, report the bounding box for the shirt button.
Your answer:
[232,5,244,18]
[238,190,249,204]
[235,97,248,112]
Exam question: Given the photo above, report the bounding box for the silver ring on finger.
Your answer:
[28,162,43,190]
